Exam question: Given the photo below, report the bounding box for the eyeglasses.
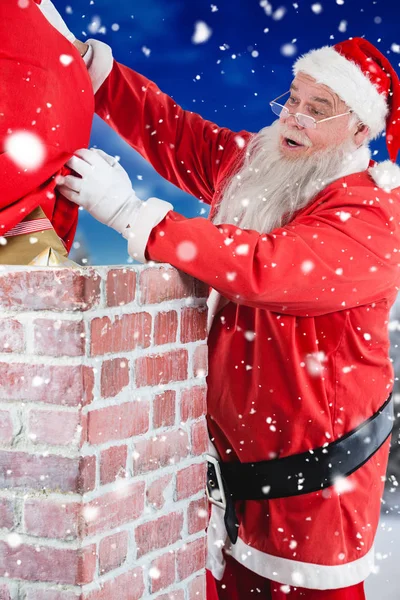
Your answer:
[270,91,353,130]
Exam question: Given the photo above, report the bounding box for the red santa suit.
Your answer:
[84,38,400,592]
[0,0,93,250]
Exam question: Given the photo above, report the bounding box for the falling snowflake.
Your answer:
[234,136,246,149]
[32,376,44,388]
[311,3,323,14]
[281,43,297,57]
[88,16,102,34]
[333,476,355,494]
[5,132,46,170]
[176,241,197,261]
[301,260,314,274]
[7,533,22,549]
[192,21,212,44]
[149,567,161,580]
[272,7,287,20]
[336,211,351,222]
[305,352,326,377]
[59,54,74,66]
[83,506,100,522]
[236,244,249,256]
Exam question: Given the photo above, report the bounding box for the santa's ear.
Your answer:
[354,122,370,145]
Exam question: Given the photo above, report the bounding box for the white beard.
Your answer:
[212,120,358,233]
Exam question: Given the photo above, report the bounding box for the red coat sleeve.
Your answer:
[94,61,250,204]
[144,189,400,317]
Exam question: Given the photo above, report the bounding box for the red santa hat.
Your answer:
[293,38,400,165]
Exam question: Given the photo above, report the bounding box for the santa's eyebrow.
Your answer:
[310,96,333,108]
[290,84,333,109]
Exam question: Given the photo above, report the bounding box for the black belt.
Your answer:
[206,394,394,544]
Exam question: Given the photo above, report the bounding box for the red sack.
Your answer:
[0,0,94,250]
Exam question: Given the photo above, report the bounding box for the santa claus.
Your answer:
[0,0,94,264]
[40,3,400,599]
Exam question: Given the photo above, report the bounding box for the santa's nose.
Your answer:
[285,113,304,129]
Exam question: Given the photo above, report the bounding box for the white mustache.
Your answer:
[280,126,313,147]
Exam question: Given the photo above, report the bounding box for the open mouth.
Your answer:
[284,137,304,148]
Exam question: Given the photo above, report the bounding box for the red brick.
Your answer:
[149,551,175,593]
[27,409,81,447]
[24,590,80,600]
[0,584,11,600]
[0,540,95,585]
[134,429,189,475]
[79,544,97,585]
[33,319,85,357]
[0,410,13,445]
[99,530,129,575]
[83,568,144,600]
[189,573,206,599]
[78,455,96,493]
[176,537,207,581]
[82,480,145,536]
[106,269,136,307]
[100,358,129,398]
[90,312,151,356]
[193,344,208,378]
[188,497,208,535]
[24,499,81,540]
[0,363,94,407]
[181,386,207,422]
[135,349,188,388]
[153,390,176,428]
[176,463,207,501]
[0,451,87,493]
[0,269,101,311]
[0,319,24,353]
[0,497,14,530]
[135,512,183,558]
[146,474,173,510]
[191,420,208,456]
[154,591,184,600]
[154,311,178,346]
[180,308,207,344]
[87,400,149,445]
[100,445,127,485]
[139,268,207,304]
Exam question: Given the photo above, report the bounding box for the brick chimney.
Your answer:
[0,265,208,600]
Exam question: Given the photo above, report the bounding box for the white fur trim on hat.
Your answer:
[369,160,400,191]
[293,47,388,139]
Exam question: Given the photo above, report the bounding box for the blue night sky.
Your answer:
[58,0,400,265]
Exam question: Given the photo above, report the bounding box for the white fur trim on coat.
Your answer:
[227,537,375,590]
[293,47,388,139]
[124,197,173,263]
[85,38,114,94]
[369,160,400,192]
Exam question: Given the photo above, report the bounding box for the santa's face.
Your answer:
[278,73,355,159]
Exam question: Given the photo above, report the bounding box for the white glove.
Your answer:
[57,148,142,236]
[36,0,76,43]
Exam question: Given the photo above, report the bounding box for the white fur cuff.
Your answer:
[86,38,114,94]
[124,197,173,264]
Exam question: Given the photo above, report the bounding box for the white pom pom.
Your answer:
[369,160,400,192]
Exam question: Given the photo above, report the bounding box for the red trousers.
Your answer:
[206,553,366,599]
